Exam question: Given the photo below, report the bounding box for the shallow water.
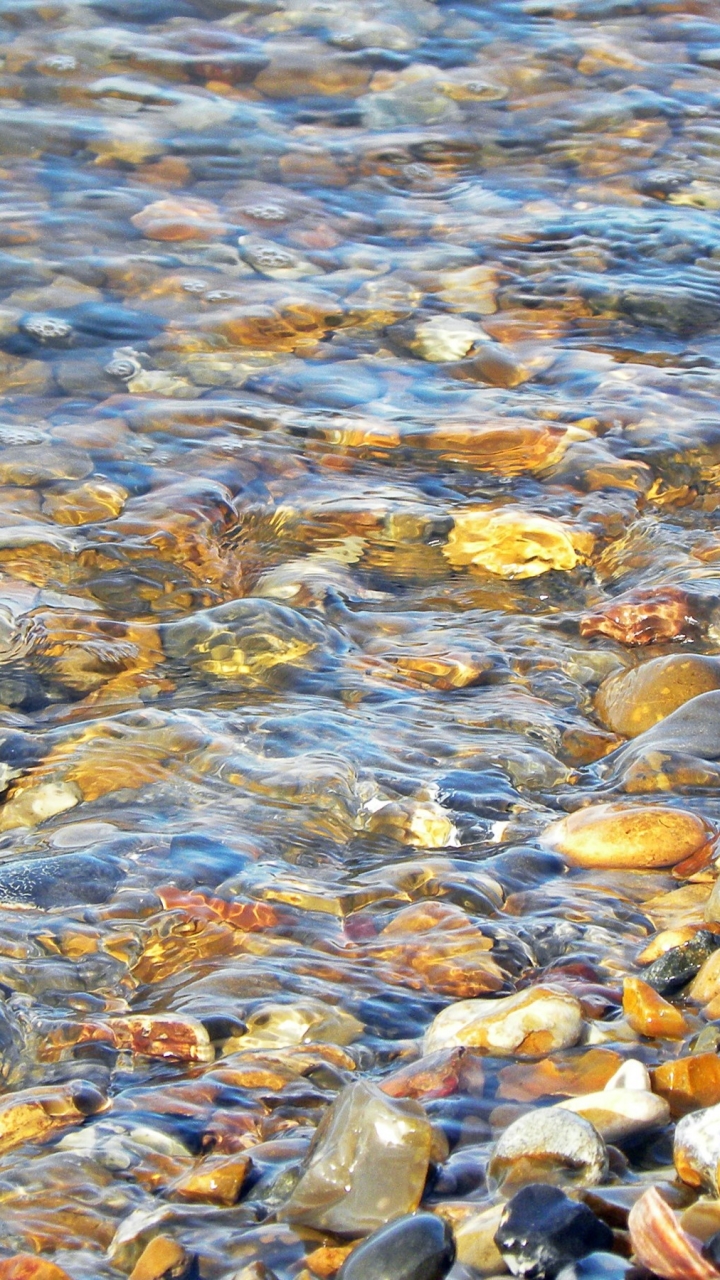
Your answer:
[0,0,719,1275]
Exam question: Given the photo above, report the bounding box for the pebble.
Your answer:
[645,932,720,996]
[580,587,699,647]
[675,1102,720,1194]
[444,509,594,579]
[554,1084,670,1144]
[540,802,712,870]
[494,1184,613,1278]
[628,1186,720,1280]
[622,976,691,1040]
[0,850,124,908]
[453,1204,506,1276]
[488,1106,609,1189]
[611,691,720,765]
[283,1080,433,1234]
[594,655,720,738]
[336,1212,456,1280]
[129,1237,194,1280]
[424,987,584,1057]
[656,1054,720,1115]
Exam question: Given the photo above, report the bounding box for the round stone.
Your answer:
[488,1107,609,1190]
[337,1213,456,1280]
[540,802,712,870]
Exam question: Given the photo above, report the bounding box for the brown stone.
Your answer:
[131,198,227,242]
[129,1237,192,1280]
[171,1153,251,1205]
[580,586,699,646]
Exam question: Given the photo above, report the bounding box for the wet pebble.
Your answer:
[283,1080,433,1234]
[488,1106,609,1189]
[336,1212,456,1280]
[494,1184,613,1279]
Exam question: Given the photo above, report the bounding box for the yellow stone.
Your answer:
[595,655,720,738]
[42,480,128,526]
[444,508,594,578]
[541,802,712,869]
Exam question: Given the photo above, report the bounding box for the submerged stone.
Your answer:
[444,509,593,579]
[594,655,720,738]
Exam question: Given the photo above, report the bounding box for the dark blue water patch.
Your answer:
[160,833,251,888]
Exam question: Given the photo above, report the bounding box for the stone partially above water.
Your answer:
[283,1080,433,1234]
[424,987,584,1056]
[675,1102,720,1194]
[494,1184,613,1278]
[336,1212,456,1280]
[488,1107,609,1189]
[540,802,712,870]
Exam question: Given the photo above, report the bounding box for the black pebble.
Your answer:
[494,1184,614,1280]
[337,1212,456,1280]
[643,930,720,995]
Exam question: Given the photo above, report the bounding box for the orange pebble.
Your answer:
[653,1053,720,1116]
[623,976,690,1040]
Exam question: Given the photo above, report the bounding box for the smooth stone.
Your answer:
[690,951,720,1004]
[454,1204,506,1276]
[540,802,711,870]
[336,1212,456,1280]
[644,932,720,996]
[283,1080,433,1234]
[424,987,584,1057]
[604,1059,651,1091]
[494,1184,613,1279]
[594,655,720,738]
[226,998,363,1050]
[607,691,720,767]
[554,1087,670,1143]
[488,1107,609,1190]
[675,1103,720,1193]
[622,977,691,1040]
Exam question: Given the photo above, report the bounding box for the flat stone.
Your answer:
[555,1085,669,1143]
[424,987,584,1057]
